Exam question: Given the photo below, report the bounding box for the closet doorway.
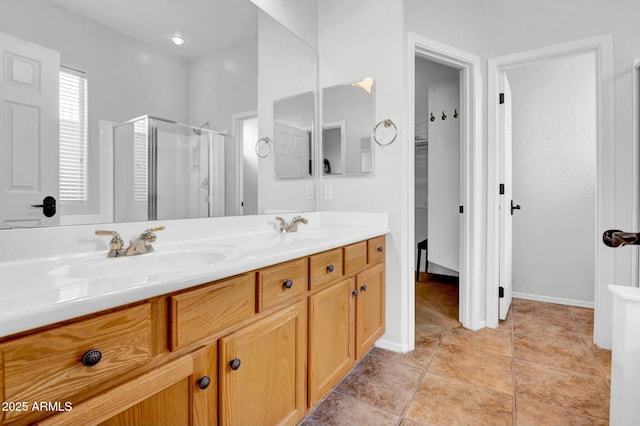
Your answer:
[414,58,463,337]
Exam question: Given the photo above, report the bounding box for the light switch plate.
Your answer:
[306,185,315,200]
[324,184,333,200]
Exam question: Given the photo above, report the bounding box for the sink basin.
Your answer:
[48,248,234,279]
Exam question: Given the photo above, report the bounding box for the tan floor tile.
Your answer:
[513,312,582,340]
[369,335,439,370]
[399,418,426,426]
[516,397,608,426]
[301,391,398,426]
[336,353,423,415]
[512,298,573,321]
[515,359,610,420]
[568,306,594,323]
[442,326,512,357]
[513,331,601,376]
[428,342,513,394]
[405,373,513,426]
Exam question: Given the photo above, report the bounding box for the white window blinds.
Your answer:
[59,67,88,202]
[133,119,148,202]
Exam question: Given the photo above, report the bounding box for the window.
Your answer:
[133,119,148,202]
[59,67,88,202]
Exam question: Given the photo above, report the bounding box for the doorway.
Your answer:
[487,35,615,348]
[232,111,258,216]
[414,57,463,336]
[406,33,483,354]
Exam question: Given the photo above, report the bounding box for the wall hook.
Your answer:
[430,112,435,122]
[441,111,447,120]
[454,109,459,118]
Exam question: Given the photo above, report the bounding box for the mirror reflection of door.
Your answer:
[0,32,60,228]
[272,91,314,179]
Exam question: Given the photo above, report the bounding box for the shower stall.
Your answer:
[113,115,226,222]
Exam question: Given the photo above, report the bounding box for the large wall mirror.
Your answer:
[0,0,318,229]
[322,78,374,176]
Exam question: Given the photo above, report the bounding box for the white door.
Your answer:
[274,122,309,178]
[0,32,60,228]
[498,74,514,320]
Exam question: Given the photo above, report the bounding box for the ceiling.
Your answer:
[47,0,258,60]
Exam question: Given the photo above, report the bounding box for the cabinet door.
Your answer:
[37,348,217,426]
[308,277,355,406]
[219,301,307,426]
[355,263,386,359]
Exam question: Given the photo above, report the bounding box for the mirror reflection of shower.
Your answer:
[113,115,227,222]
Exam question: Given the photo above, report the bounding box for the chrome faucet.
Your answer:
[275,216,308,233]
[95,230,125,258]
[125,226,165,256]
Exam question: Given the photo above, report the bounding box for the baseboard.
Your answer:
[374,338,408,354]
[512,292,594,309]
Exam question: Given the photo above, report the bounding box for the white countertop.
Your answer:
[609,284,640,302]
[0,212,389,338]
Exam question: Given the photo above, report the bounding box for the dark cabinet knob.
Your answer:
[198,376,211,390]
[377,246,383,253]
[230,358,241,371]
[283,279,293,289]
[327,264,335,273]
[360,285,367,292]
[82,349,102,367]
[352,290,359,297]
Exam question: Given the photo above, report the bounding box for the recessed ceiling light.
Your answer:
[171,33,185,46]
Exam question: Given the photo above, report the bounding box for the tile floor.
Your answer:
[301,276,611,426]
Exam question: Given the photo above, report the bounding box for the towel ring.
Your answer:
[255,137,271,158]
[373,119,397,146]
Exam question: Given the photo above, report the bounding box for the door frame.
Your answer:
[487,34,615,348]
[231,110,258,216]
[406,33,484,352]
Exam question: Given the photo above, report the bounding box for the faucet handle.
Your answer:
[95,230,124,257]
[148,226,165,233]
[142,226,165,243]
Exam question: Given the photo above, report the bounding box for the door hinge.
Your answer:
[499,286,505,298]
[241,201,244,207]
[459,205,464,214]
[499,183,505,195]
[499,92,505,104]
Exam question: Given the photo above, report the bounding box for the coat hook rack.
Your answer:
[454,109,459,118]
[441,111,447,120]
[430,112,435,122]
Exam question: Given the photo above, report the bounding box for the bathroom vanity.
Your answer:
[0,212,388,425]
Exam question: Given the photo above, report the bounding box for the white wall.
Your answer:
[257,10,317,214]
[317,0,406,351]
[508,53,596,304]
[0,0,190,218]
[249,0,318,49]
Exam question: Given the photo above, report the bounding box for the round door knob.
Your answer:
[327,264,335,273]
[198,376,211,390]
[377,246,383,253]
[283,279,293,289]
[82,349,102,367]
[230,358,241,371]
[352,290,359,297]
[360,285,367,292]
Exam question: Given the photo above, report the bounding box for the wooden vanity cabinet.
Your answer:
[308,237,386,406]
[37,346,217,426]
[219,301,307,426]
[0,235,385,426]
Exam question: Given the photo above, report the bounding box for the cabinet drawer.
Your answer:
[309,248,343,290]
[1,304,152,422]
[368,236,386,264]
[258,258,307,311]
[169,273,256,351]
[344,241,367,275]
